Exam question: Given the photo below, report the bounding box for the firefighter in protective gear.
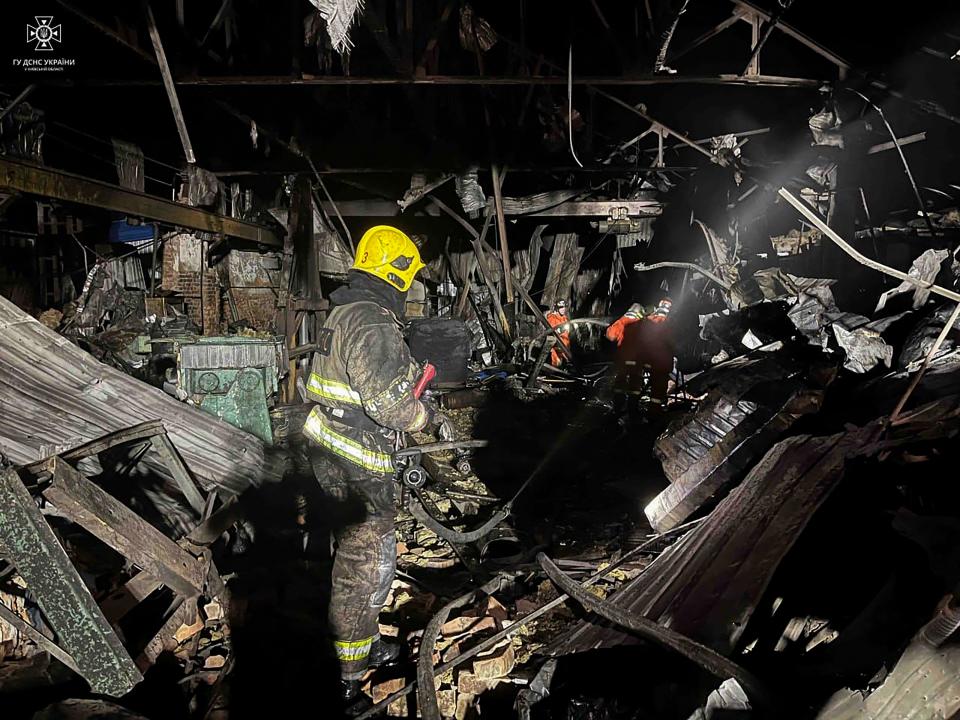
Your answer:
[545,299,571,366]
[302,225,442,699]
[611,298,674,413]
[605,303,645,346]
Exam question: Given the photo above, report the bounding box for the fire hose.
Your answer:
[394,437,548,545]
[397,360,543,544]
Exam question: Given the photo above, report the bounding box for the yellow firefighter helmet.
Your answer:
[352,225,425,292]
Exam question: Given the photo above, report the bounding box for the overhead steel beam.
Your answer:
[525,200,662,218]
[217,165,699,176]
[731,0,851,76]
[322,199,661,218]
[0,157,281,246]
[85,73,821,88]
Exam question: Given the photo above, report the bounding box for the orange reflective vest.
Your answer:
[546,311,570,366]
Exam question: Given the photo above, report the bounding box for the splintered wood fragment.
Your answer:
[175,616,204,644]
[490,165,514,303]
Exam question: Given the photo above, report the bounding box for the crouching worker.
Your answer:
[545,299,572,366]
[608,299,675,414]
[302,225,452,703]
[607,303,644,412]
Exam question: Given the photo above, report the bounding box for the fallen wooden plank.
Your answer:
[39,457,206,598]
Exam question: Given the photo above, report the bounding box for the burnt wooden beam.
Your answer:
[39,457,207,598]
[87,74,821,88]
[144,0,196,163]
[490,165,514,304]
[149,433,207,515]
[0,469,142,696]
[0,157,280,246]
[54,0,157,65]
[321,198,661,217]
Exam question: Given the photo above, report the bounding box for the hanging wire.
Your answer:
[50,120,181,172]
[568,45,584,169]
[846,88,937,238]
[46,133,174,187]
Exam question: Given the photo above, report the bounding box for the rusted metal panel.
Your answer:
[0,469,142,696]
[39,457,206,599]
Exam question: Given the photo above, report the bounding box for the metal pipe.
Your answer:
[144,1,196,164]
[634,261,731,290]
[537,552,771,706]
[846,89,937,238]
[888,303,960,425]
[417,574,514,720]
[778,188,960,304]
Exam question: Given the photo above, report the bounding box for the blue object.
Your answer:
[108,219,155,244]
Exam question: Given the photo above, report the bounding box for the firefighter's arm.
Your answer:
[345,323,430,433]
[606,317,624,344]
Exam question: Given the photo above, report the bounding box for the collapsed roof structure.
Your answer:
[1,1,960,718]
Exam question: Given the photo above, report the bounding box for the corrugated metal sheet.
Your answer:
[179,338,282,371]
[0,295,283,494]
[547,431,856,657]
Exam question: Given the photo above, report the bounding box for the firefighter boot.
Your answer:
[341,679,372,716]
[369,637,401,668]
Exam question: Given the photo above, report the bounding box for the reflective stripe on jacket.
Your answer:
[303,409,395,473]
[303,300,429,472]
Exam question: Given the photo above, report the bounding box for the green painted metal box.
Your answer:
[177,337,286,445]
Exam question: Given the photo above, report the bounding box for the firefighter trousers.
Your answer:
[311,451,397,681]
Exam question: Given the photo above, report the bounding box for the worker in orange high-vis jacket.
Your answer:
[545,299,572,366]
[610,299,674,414]
[605,303,645,347]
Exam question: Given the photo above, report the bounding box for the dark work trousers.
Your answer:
[614,320,673,410]
[311,451,397,681]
